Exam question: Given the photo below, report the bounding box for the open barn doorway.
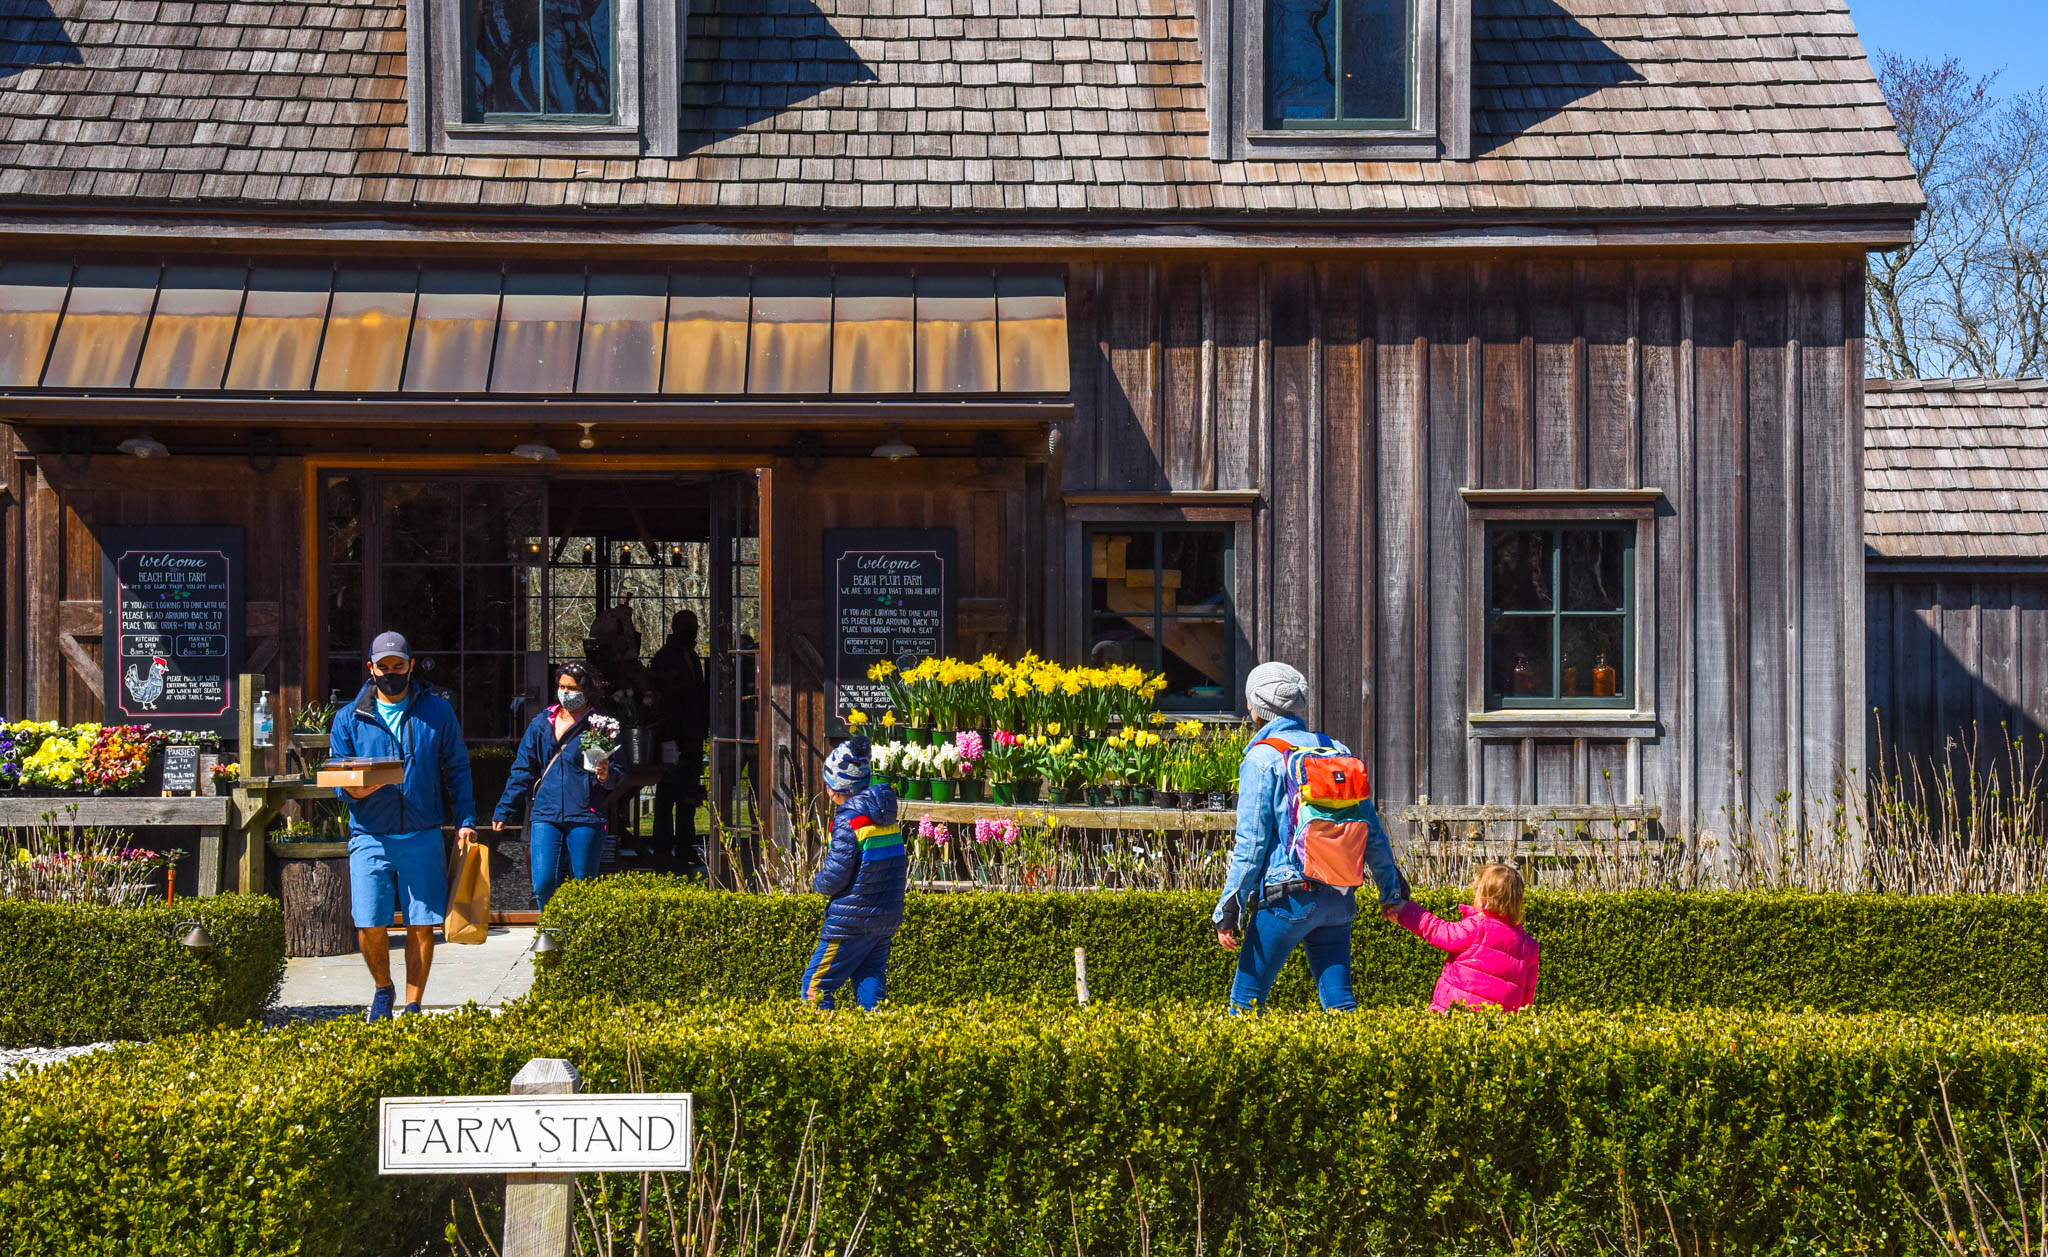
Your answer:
[315,469,762,885]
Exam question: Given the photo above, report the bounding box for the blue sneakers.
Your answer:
[366,986,396,1022]
[402,1002,423,1018]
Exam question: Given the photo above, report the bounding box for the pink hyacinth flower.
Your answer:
[954,730,985,762]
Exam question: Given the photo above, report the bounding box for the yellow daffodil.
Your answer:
[848,709,869,727]
[881,710,898,728]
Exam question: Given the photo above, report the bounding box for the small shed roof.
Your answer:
[1865,378,2048,562]
[0,0,1922,224]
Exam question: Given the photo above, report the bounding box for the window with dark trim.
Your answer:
[1200,0,1467,160]
[1085,525,1236,710]
[468,0,617,123]
[1486,523,1633,709]
[1266,0,1412,128]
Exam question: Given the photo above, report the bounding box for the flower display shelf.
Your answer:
[908,801,1237,833]
[0,794,235,892]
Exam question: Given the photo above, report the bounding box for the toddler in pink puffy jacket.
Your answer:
[1383,863,1540,1013]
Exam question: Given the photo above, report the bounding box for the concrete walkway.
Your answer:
[276,926,538,1011]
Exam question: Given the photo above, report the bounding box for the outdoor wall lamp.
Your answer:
[577,422,597,450]
[118,435,170,460]
[871,426,918,461]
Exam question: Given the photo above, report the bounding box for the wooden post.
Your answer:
[504,1058,581,1257]
[1073,946,1090,1005]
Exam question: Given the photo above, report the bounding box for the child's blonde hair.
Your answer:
[1472,862,1525,925]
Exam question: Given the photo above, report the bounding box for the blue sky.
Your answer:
[1848,0,2048,95]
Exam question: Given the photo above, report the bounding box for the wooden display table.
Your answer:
[0,795,234,893]
[908,801,1237,832]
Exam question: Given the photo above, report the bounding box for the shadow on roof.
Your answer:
[0,0,83,82]
[1471,0,1644,157]
[676,0,878,154]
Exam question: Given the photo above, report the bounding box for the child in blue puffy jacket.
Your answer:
[799,737,904,1010]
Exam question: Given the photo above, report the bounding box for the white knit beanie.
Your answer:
[1245,661,1310,721]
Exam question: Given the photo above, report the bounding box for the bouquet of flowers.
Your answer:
[580,714,621,771]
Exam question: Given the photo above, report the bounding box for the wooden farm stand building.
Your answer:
[1865,379,2048,778]
[0,0,1921,865]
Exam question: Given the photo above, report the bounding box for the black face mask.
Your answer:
[373,671,411,698]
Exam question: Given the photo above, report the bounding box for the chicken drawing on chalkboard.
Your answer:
[124,656,169,709]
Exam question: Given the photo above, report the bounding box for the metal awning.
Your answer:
[0,261,1071,418]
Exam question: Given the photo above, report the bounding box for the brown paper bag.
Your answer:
[443,841,490,945]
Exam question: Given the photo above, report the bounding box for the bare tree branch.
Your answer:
[1871,53,2048,381]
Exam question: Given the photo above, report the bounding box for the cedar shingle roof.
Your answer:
[0,0,1923,220]
[1865,379,2048,562]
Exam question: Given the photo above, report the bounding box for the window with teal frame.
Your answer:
[1486,523,1634,709]
[1266,0,1413,128]
[468,0,616,122]
[1084,525,1237,712]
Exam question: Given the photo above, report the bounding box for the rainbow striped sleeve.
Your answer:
[851,816,904,858]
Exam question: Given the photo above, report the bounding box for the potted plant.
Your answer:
[952,730,986,802]
[929,740,964,803]
[210,761,241,796]
[984,730,1022,804]
[870,740,904,792]
[897,743,932,801]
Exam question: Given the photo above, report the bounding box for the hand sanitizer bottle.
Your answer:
[254,690,274,747]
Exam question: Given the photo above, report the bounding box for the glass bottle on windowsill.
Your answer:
[1592,654,1617,698]
[1512,653,1538,696]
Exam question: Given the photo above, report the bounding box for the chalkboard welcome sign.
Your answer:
[101,527,245,735]
[825,528,957,723]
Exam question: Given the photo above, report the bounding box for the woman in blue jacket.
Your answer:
[491,663,628,909]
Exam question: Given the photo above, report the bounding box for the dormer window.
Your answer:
[468,0,616,121]
[408,0,681,155]
[1267,0,1409,128]
[1204,0,1469,160]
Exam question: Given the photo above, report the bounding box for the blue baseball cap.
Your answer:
[369,630,411,663]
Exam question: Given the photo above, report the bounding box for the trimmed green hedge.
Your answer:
[6,1003,2048,1255]
[535,876,2048,1013]
[0,895,284,1046]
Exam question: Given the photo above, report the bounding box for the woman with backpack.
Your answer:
[1213,661,1411,1013]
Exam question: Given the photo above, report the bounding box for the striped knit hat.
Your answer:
[823,737,873,793]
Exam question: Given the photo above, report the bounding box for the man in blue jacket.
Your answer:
[329,631,477,1021]
[799,737,904,1010]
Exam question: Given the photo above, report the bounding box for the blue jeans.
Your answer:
[800,933,892,1010]
[1228,883,1358,1013]
[530,821,605,910]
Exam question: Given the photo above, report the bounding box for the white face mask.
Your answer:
[557,688,587,710]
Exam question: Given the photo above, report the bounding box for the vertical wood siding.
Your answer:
[1059,254,1869,840]
[1866,575,2048,776]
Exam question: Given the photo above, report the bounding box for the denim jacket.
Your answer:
[1212,715,1405,927]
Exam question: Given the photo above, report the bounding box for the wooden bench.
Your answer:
[1400,804,1671,885]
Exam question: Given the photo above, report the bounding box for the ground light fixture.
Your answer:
[175,921,217,954]
[511,428,559,461]
[871,426,918,461]
[533,928,564,967]
[118,435,170,460]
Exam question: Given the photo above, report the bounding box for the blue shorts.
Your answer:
[348,830,448,929]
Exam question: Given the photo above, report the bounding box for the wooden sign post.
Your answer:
[378,1058,692,1257]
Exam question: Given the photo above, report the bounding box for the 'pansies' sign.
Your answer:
[826,528,956,722]
[100,527,244,734]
